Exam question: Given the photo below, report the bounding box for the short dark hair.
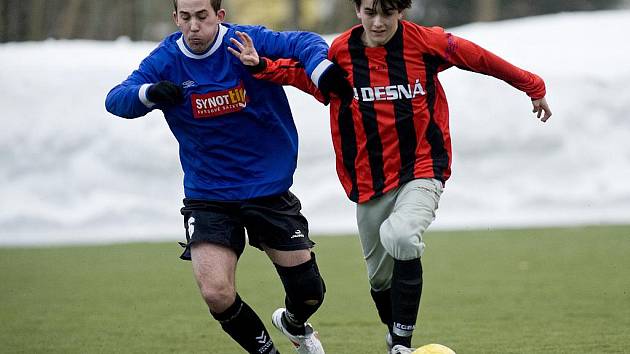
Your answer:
[351,0,412,11]
[173,0,222,13]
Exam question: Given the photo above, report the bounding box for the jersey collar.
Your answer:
[176,24,227,59]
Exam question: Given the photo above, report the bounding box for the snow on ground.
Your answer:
[1,11,629,246]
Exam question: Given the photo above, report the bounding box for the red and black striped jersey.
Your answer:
[254,21,546,203]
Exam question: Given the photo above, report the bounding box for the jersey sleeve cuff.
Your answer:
[139,83,156,108]
[247,57,269,74]
[311,59,333,88]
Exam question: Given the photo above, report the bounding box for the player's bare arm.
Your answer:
[228,31,259,66]
[532,97,552,122]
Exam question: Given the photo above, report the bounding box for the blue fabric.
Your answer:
[105,24,330,200]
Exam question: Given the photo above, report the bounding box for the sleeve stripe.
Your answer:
[139,83,156,108]
[311,59,333,88]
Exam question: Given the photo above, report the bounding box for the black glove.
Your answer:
[246,57,268,74]
[146,81,185,106]
[318,63,354,103]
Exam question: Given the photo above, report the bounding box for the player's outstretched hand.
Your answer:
[147,81,184,106]
[228,31,260,67]
[532,97,552,122]
[319,64,354,104]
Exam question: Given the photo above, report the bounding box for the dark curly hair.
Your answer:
[350,0,412,11]
[173,0,222,13]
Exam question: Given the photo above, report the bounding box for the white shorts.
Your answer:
[356,178,443,291]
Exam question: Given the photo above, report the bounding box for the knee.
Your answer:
[278,255,326,304]
[199,282,236,313]
[303,299,319,306]
[380,217,425,260]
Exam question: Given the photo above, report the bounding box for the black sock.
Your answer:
[391,258,423,348]
[370,288,393,332]
[211,294,279,354]
[281,310,306,335]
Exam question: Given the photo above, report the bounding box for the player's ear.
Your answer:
[217,9,226,22]
[172,11,178,26]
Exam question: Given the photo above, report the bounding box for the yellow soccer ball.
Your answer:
[412,343,456,354]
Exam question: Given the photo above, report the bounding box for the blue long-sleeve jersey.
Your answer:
[106,24,332,201]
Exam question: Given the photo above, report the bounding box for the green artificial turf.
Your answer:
[1,225,629,353]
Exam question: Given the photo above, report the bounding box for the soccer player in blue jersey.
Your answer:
[105,1,349,353]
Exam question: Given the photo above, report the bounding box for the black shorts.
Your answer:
[178,191,313,260]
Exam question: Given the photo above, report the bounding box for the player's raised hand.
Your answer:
[228,31,260,66]
[532,97,552,122]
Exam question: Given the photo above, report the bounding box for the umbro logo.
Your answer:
[255,331,274,352]
[182,80,197,88]
[291,229,304,239]
[256,331,267,344]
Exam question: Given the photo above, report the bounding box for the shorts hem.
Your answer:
[253,240,315,252]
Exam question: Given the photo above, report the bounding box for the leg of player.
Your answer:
[265,247,326,354]
[191,243,280,354]
[357,191,396,352]
[379,178,443,351]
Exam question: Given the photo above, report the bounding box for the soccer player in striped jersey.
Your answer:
[229,0,552,353]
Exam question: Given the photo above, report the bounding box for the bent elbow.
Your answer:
[104,88,139,119]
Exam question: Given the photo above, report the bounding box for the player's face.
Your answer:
[356,0,403,47]
[173,0,225,53]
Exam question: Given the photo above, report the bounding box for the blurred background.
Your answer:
[2,4,629,353]
[2,0,630,42]
[1,1,630,245]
